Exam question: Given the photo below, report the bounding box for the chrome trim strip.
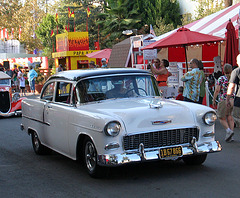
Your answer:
[151,119,171,125]
[203,131,215,137]
[97,141,222,166]
[22,115,50,126]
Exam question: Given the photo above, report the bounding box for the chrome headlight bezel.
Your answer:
[203,111,217,126]
[12,92,20,103]
[104,121,121,137]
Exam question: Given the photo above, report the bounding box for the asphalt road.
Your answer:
[0,116,240,198]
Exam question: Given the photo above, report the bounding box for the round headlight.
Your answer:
[12,92,20,102]
[104,121,121,137]
[203,112,217,126]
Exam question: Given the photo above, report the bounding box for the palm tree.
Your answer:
[97,0,141,48]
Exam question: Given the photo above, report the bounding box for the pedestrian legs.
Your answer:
[233,106,240,128]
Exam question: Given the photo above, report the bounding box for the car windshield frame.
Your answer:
[75,74,160,104]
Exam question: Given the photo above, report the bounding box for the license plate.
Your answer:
[159,146,183,159]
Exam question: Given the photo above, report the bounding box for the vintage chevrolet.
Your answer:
[21,68,222,177]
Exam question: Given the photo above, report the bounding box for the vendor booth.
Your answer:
[52,32,99,70]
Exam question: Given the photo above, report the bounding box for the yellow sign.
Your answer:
[52,50,98,58]
[56,32,89,52]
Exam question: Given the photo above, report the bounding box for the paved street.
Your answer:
[0,115,240,198]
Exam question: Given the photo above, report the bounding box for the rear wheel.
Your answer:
[182,154,207,165]
[84,138,105,178]
[31,131,51,155]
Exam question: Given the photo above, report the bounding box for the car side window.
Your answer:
[55,82,72,104]
[41,82,55,101]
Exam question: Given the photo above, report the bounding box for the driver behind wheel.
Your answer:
[106,78,127,99]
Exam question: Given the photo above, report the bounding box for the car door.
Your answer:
[40,81,55,146]
[43,81,73,156]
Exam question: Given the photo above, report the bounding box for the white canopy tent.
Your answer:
[155,3,240,41]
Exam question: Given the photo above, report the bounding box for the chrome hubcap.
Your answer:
[33,133,39,150]
[85,142,96,172]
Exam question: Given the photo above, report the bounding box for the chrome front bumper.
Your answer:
[0,110,22,117]
[97,140,222,166]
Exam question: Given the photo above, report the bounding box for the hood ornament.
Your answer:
[149,100,162,109]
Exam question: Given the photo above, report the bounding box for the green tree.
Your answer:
[192,0,225,20]
[0,0,23,39]
[97,0,182,48]
[15,0,46,52]
[97,0,141,48]
[35,14,57,57]
[0,0,46,52]
[136,0,181,29]
[153,18,175,37]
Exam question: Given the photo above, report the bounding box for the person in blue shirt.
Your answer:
[181,58,203,103]
[28,65,38,94]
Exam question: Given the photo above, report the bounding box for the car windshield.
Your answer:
[0,79,11,86]
[76,74,160,103]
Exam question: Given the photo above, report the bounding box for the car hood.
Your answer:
[79,97,210,134]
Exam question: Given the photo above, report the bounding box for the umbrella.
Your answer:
[142,27,224,71]
[86,48,112,59]
[224,20,239,67]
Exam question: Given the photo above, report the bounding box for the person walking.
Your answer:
[27,65,38,94]
[149,59,172,98]
[198,60,206,104]
[181,58,203,103]
[213,63,234,142]
[227,54,240,129]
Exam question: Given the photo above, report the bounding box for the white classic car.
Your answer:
[21,68,222,177]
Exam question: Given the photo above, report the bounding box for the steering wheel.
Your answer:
[124,88,147,97]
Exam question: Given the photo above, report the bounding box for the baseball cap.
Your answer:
[101,58,106,62]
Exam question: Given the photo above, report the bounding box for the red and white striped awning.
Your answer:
[155,3,240,41]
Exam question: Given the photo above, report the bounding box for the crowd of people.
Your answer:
[0,64,38,96]
[148,55,240,143]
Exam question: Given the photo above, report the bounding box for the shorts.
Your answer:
[13,79,19,86]
[233,106,240,127]
[217,99,233,118]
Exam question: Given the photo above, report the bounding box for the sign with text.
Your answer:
[56,32,89,52]
[52,50,97,58]
[143,40,157,60]
[168,62,179,84]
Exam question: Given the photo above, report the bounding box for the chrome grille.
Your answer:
[123,128,199,151]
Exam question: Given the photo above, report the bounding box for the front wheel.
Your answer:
[84,138,105,178]
[182,154,207,165]
[31,131,51,155]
